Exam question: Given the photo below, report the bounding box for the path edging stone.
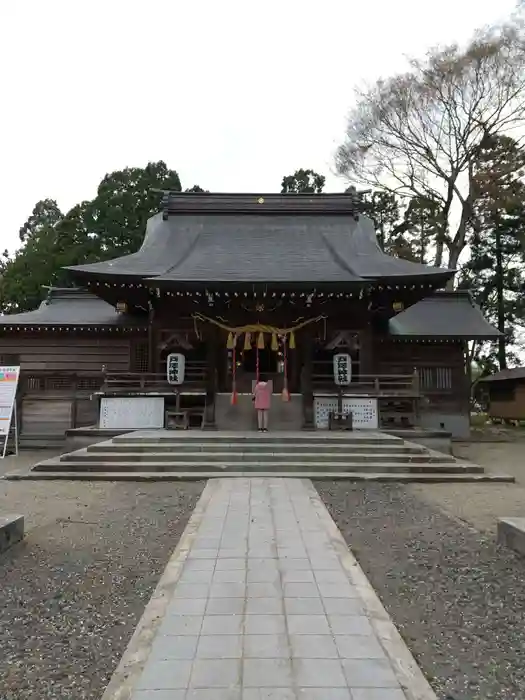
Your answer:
[99,479,219,700]
[305,478,438,700]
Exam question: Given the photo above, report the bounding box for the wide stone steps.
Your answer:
[7,471,514,482]
[59,451,456,465]
[7,429,514,483]
[33,460,480,474]
[87,443,426,455]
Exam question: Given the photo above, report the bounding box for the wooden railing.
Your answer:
[101,363,207,392]
[20,370,103,395]
[312,372,420,396]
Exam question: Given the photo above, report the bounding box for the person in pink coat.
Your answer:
[252,375,271,432]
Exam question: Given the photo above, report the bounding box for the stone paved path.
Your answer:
[110,478,434,700]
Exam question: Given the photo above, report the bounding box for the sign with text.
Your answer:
[167,353,185,385]
[333,353,351,386]
[0,366,20,457]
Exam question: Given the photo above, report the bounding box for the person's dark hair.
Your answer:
[258,374,267,383]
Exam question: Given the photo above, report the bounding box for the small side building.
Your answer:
[479,368,525,423]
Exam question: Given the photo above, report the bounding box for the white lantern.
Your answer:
[167,353,185,385]
[333,353,351,386]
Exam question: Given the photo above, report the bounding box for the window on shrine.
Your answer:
[418,367,453,391]
[130,341,149,373]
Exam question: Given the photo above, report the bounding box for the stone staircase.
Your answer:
[5,430,514,482]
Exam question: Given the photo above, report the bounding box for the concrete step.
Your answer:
[63,451,455,464]
[86,442,426,455]
[112,433,403,446]
[5,471,515,483]
[33,460,482,474]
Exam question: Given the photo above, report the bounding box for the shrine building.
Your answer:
[0,192,500,445]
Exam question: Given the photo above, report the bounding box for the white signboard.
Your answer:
[167,353,185,385]
[333,353,352,386]
[0,366,20,436]
[0,366,20,458]
[99,396,165,430]
[314,397,379,430]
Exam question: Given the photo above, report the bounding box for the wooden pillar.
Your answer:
[359,328,375,376]
[147,302,156,373]
[301,332,315,430]
[202,327,217,429]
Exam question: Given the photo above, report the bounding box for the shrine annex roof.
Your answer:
[388,291,501,339]
[0,288,144,329]
[66,193,454,287]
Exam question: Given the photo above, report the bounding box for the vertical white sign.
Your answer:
[0,366,20,458]
[167,353,185,385]
[333,354,351,386]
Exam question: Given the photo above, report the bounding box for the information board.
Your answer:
[0,366,20,458]
[99,396,165,430]
[314,396,379,430]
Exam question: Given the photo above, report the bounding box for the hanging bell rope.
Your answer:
[282,336,290,402]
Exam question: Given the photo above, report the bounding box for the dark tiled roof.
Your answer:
[0,288,144,328]
[389,292,501,339]
[67,196,453,286]
[479,368,525,382]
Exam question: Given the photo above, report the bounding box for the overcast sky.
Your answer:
[0,0,517,252]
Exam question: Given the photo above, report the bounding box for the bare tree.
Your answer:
[336,20,525,273]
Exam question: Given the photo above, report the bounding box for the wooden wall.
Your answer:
[488,382,525,420]
[375,339,467,412]
[0,333,137,371]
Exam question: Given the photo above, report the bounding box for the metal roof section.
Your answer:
[389,291,502,339]
[0,288,144,328]
[478,368,525,382]
[66,193,454,286]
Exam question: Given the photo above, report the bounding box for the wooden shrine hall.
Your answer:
[0,192,500,445]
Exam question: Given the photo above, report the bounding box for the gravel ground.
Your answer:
[0,479,204,700]
[412,441,525,533]
[315,481,525,700]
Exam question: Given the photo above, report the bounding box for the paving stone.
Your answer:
[334,635,386,659]
[166,598,207,615]
[149,634,198,660]
[187,691,241,700]
[284,597,325,615]
[201,615,243,635]
[157,615,203,636]
[244,614,287,634]
[283,582,320,598]
[209,582,246,598]
[246,597,284,615]
[286,615,331,635]
[189,659,241,688]
[136,659,192,690]
[205,597,245,615]
[196,635,243,658]
[289,634,338,658]
[295,690,351,700]
[292,658,347,687]
[350,690,407,700]
[131,691,186,699]
[244,634,290,658]
[324,598,365,616]
[341,659,400,688]
[243,658,293,687]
